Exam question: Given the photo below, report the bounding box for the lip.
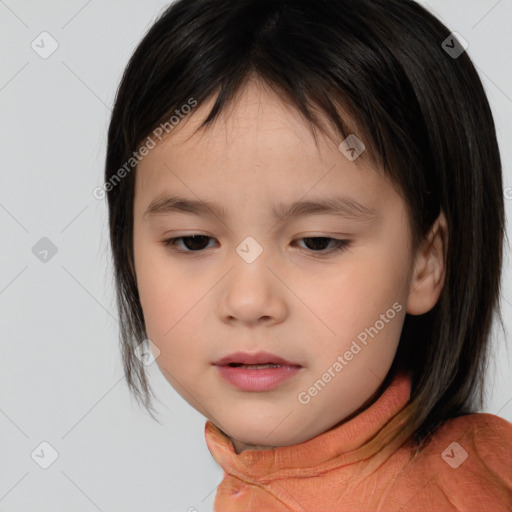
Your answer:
[212,351,303,392]
[212,351,301,367]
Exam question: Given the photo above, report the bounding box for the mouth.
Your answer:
[212,351,302,368]
[212,351,303,391]
[225,363,285,369]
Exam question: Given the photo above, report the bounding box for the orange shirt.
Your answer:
[204,371,512,511]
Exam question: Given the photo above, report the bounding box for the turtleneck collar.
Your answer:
[205,370,412,481]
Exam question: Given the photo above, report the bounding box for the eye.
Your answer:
[162,235,215,252]
[161,235,351,256]
[294,237,351,255]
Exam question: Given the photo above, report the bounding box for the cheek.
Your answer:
[133,239,211,368]
[305,239,409,357]
[133,237,181,337]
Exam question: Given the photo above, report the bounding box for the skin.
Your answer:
[133,77,447,453]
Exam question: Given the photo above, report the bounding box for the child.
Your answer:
[103,0,512,510]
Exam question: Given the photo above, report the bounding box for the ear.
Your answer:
[406,211,448,315]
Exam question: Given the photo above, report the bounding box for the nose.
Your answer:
[217,249,288,327]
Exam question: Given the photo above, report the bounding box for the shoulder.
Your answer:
[419,412,512,474]
[398,412,512,510]
[438,411,512,439]
[388,413,512,511]
[443,410,512,437]
[432,412,512,465]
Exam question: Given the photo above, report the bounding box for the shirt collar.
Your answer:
[205,370,413,480]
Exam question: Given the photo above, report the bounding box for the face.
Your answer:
[133,79,416,453]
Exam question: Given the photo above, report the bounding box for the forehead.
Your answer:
[159,80,342,155]
[133,79,395,219]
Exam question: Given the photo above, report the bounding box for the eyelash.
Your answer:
[161,235,351,257]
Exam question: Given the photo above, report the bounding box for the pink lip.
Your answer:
[212,351,301,366]
[212,351,302,391]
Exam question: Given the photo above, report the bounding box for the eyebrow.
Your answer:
[143,194,379,222]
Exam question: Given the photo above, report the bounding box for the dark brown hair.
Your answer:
[104,0,505,449]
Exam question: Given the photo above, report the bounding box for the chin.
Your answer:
[217,416,315,450]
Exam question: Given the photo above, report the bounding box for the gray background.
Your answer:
[0,1,511,511]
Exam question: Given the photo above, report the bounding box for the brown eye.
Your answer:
[295,237,351,255]
[301,237,334,251]
[162,235,215,252]
[161,235,351,256]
